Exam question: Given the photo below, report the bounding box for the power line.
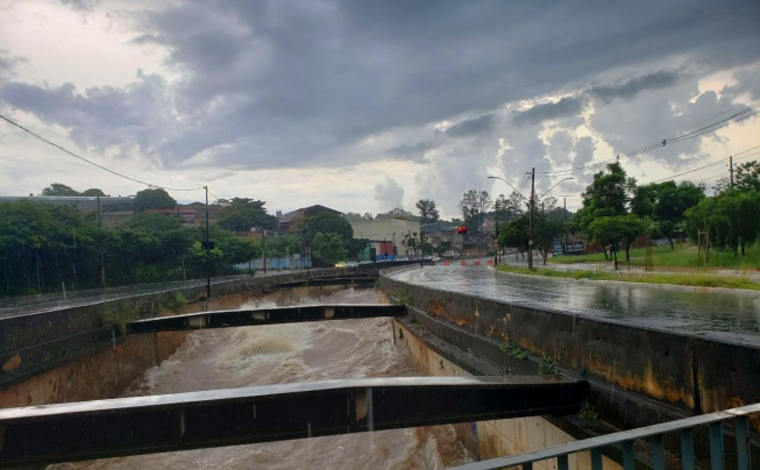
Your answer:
[0,113,205,192]
[517,173,530,194]
[645,144,760,184]
[539,102,760,176]
[550,144,760,200]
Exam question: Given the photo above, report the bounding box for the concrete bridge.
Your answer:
[0,262,758,469]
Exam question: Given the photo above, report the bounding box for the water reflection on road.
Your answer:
[392,265,760,344]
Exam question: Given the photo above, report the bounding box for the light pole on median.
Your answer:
[489,175,573,270]
[488,174,532,268]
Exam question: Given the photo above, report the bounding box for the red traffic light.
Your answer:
[457,226,467,235]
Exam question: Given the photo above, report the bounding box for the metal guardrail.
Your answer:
[452,402,760,470]
[126,304,406,333]
[0,376,588,467]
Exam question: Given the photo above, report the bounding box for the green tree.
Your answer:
[458,190,492,234]
[716,161,760,193]
[402,232,420,258]
[376,207,417,220]
[81,188,108,197]
[305,212,354,242]
[686,190,760,256]
[632,181,704,249]
[533,199,565,265]
[415,199,440,224]
[217,198,277,232]
[42,183,80,196]
[588,215,643,268]
[575,162,634,259]
[344,212,364,222]
[498,215,530,257]
[133,188,176,212]
[312,232,347,265]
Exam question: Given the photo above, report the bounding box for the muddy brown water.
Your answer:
[51,288,471,470]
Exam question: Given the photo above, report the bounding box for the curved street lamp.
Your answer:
[539,177,574,199]
[487,175,530,200]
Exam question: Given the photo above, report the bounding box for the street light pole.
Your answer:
[528,168,535,270]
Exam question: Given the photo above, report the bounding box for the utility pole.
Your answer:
[96,195,106,288]
[494,205,499,266]
[730,156,734,188]
[563,197,567,255]
[262,229,267,273]
[528,167,535,270]
[204,186,210,300]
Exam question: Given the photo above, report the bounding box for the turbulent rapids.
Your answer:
[52,288,471,470]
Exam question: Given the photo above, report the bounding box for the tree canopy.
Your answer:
[217,198,277,232]
[305,212,354,241]
[133,188,177,212]
[81,188,108,197]
[631,181,704,248]
[42,183,80,196]
[312,232,347,265]
[415,199,440,224]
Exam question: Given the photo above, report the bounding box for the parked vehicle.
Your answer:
[335,262,347,268]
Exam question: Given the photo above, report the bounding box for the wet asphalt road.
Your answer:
[392,264,760,345]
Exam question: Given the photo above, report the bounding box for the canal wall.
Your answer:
[391,318,621,469]
[0,270,363,408]
[381,266,760,466]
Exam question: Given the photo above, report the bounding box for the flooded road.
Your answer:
[52,288,470,470]
[392,265,760,344]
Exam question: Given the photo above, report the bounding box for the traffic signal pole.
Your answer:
[528,167,535,270]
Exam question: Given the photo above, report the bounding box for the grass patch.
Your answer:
[496,264,760,290]
[551,243,760,270]
[165,291,188,311]
[499,342,529,360]
[394,289,413,306]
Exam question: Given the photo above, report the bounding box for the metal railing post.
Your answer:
[736,416,751,470]
[709,422,724,470]
[650,434,665,470]
[680,428,695,470]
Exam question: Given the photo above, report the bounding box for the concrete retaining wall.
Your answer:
[0,270,353,388]
[392,319,621,470]
[381,267,760,466]
[0,274,362,408]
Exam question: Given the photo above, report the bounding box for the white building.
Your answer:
[350,218,421,259]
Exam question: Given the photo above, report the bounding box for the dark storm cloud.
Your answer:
[588,71,679,102]
[445,114,496,138]
[386,140,440,160]
[4,0,760,172]
[513,97,586,127]
[0,72,170,155]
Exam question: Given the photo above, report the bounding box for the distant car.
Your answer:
[346,261,359,268]
[335,262,347,268]
[358,260,373,265]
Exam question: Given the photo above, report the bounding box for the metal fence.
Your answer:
[452,402,759,470]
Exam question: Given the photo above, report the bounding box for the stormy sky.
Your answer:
[1,0,758,216]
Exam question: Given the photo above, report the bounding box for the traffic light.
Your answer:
[457,226,467,235]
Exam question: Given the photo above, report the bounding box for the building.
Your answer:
[420,221,463,255]
[0,195,135,226]
[233,226,278,240]
[277,204,343,234]
[146,202,221,227]
[350,218,421,260]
